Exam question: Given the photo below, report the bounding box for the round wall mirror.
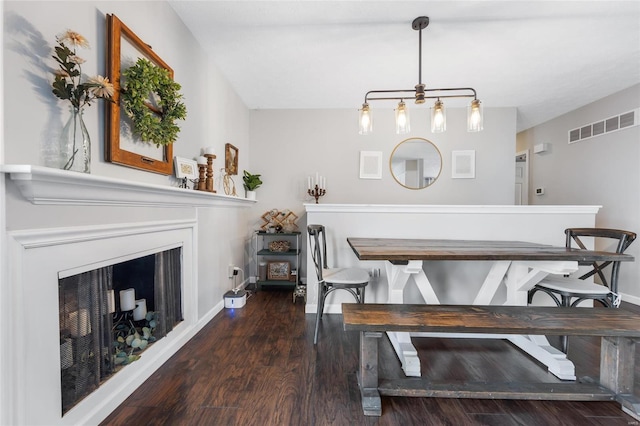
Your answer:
[390,137,442,189]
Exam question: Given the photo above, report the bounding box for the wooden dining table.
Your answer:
[346,237,635,380]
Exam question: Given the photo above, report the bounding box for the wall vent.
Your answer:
[568,108,639,144]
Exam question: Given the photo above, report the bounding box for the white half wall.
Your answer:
[305,204,600,313]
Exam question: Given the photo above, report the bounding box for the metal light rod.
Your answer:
[358,16,483,134]
[360,16,479,105]
[365,87,477,103]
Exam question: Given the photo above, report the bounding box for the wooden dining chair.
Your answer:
[528,227,636,352]
[307,224,369,344]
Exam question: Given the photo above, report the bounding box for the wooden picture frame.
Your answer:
[106,14,174,175]
[225,143,238,175]
[267,261,290,281]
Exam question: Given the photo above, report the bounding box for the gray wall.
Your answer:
[2,1,253,316]
[518,84,640,303]
[247,106,517,211]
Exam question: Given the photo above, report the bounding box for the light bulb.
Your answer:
[358,103,372,135]
[395,100,410,134]
[467,99,483,132]
[431,100,446,133]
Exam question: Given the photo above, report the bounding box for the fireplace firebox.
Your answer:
[58,248,183,414]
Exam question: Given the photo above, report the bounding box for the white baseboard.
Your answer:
[620,292,640,306]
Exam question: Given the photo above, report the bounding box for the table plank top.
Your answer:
[347,237,635,263]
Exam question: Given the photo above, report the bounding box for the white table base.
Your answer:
[384,259,579,379]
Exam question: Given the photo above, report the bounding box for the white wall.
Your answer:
[517,84,640,303]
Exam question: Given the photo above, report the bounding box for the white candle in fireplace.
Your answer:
[120,288,136,311]
[69,309,91,337]
[204,146,215,155]
[106,289,115,314]
[133,298,147,321]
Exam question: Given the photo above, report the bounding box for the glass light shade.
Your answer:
[430,100,446,133]
[467,99,483,132]
[395,101,410,134]
[358,103,373,135]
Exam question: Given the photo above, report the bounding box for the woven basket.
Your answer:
[269,240,290,252]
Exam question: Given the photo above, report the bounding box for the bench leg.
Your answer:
[359,331,382,416]
[600,336,640,421]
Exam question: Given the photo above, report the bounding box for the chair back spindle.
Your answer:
[565,228,636,293]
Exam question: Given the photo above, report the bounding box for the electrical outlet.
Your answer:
[228,265,235,278]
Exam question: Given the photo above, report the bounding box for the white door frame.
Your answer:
[515,150,530,205]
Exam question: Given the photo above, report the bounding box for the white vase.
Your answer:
[246,190,257,200]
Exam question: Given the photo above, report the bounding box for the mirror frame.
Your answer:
[389,137,442,190]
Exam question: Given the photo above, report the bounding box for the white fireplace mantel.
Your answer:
[1,165,256,208]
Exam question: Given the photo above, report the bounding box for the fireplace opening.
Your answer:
[58,247,183,414]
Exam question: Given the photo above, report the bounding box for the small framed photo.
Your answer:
[359,151,383,179]
[451,150,476,179]
[225,143,239,175]
[268,261,290,280]
[174,157,198,179]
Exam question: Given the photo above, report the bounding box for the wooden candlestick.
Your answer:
[205,154,216,193]
[196,163,207,191]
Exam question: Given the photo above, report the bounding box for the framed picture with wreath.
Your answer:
[267,261,290,281]
[106,14,187,175]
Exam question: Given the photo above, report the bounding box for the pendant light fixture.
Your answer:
[358,16,483,134]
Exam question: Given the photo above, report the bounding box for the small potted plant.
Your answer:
[242,170,262,200]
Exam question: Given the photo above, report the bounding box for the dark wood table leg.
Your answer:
[600,336,640,420]
[359,331,382,416]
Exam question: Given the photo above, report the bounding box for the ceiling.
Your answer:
[168,1,640,132]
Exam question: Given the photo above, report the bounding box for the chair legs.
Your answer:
[314,283,366,345]
[314,282,326,345]
[529,286,612,353]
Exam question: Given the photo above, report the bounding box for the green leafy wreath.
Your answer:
[120,58,187,146]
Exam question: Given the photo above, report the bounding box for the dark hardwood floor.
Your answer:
[101,290,640,425]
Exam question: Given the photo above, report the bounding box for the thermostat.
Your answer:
[535,187,545,195]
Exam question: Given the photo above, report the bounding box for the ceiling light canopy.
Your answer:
[358,16,483,135]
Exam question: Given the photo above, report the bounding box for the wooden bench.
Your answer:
[342,303,640,419]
